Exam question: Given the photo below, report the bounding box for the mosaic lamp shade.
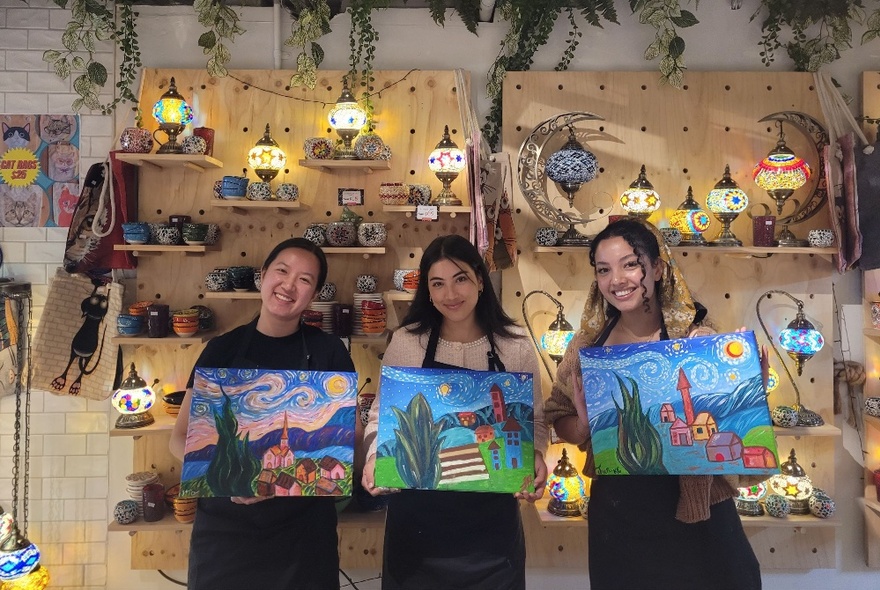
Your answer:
[705,165,749,246]
[0,565,49,590]
[546,448,586,517]
[767,448,813,514]
[0,532,40,582]
[540,313,575,364]
[111,362,157,429]
[428,125,466,206]
[669,186,711,246]
[735,481,768,516]
[778,312,824,377]
[766,367,780,392]
[619,165,661,221]
[151,77,194,154]
[328,82,367,160]
[247,124,287,182]
[753,124,811,215]
[544,127,599,208]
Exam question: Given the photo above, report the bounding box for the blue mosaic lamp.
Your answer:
[151,77,194,154]
[546,448,586,517]
[2,564,49,589]
[544,126,599,209]
[706,164,749,246]
[0,530,40,582]
[669,186,711,246]
[619,165,661,221]
[428,125,466,206]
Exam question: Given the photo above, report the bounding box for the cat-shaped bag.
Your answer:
[63,152,138,273]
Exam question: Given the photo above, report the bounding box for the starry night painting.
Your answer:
[579,331,780,476]
[375,366,536,493]
[180,368,358,498]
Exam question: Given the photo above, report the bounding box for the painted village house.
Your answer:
[319,456,345,480]
[296,458,318,483]
[263,413,295,469]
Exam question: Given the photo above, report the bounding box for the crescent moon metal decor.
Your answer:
[517,111,609,239]
[757,111,829,228]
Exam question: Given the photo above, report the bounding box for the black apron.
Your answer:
[187,320,340,590]
[587,319,761,590]
[382,330,526,590]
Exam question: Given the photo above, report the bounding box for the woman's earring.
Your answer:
[429,297,433,303]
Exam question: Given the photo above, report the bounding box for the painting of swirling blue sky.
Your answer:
[579,331,779,476]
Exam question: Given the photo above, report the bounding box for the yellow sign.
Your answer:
[0,147,41,187]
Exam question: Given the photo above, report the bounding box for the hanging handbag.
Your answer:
[32,268,123,399]
[63,152,138,273]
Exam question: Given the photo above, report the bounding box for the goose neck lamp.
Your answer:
[756,289,825,427]
[522,290,575,380]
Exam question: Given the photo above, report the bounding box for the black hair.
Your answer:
[589,219,662,316]
[261,237,328,290]
[400,234,518,338]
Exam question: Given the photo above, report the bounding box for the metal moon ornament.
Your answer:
[517,111,607,247]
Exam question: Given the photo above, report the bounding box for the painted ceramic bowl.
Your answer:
[535,226,558,247]
[205,269,230,292]
[114,500,139,525]
[204,223,221,246]
[275,183,299,202]
[354,133,385,160]
[357,222,387,247]
[303,224,327,246]
[356,274,378,294]
[807,229,834,248]
[119,127,153,153]
[154,225,181,245]
[247,181,273,201]
[303,137,335,160]
[865,397,880,417]
[326,221,357,247]
[763,494,791,518]
[182,223,209,244]
[122,222,150,245]
[220,176,249,199]
[808,493,835,518]
[379,182,410,205]
[317,282,337,302]
[771,405,799,428]
[181,135,207,155]
[408,183,432,206]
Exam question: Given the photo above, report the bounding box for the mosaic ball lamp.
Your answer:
[778,311,824,377]
[735,482,767,516]
[544,127,599,208]
[669,186,711,246]
[1,564,49,590]
[328,83,367,160]
[111,363,157,429]
[619,165,661,221]
[546,448,586,517]
[151,77,194,154]
[705,164,749,246]
[247,124,287,182]
[0,532,40,582]
[428,125,466,206]
[768,448,813,515]
[539,313,575,365]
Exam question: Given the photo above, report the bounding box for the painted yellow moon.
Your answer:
[326,375,348,395]
[438,383,451,396]
[725,339,744,358]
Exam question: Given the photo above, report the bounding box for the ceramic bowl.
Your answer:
[865,397,880,417]
[247,181,273,201]
[275,183,299,202]
[356,274,378,294]
[220,176,249,198]
[303,137,335,160]
[326,221,357,247]
[154,225,181,245]
[128,300,153,317]
[402,270,420,293]
[213,180,223,199]
[534,226,558,247]
[204,223,221,246]
[393,269,415,291]
[181,135,207,155]
[303,224,326,246]
[122,222,150,245]
[205,269,230,292]
[318,282,336,302]
[379,182,409,205]
[253,269,262,291]
[228,266,255,291]
[173,324,199,337]
[408,183,432,205]
[182,223,209,244]
[808,229,834,248]
[114,500,139,525]
[809,494,835,518]
[357,222,387,247]
[660,227,682,247]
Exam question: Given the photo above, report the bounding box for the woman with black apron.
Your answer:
[170,238,355,589]
[545,219,761,590]
[362,235,548,590]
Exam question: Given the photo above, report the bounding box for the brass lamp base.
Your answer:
[432,188,462,207]
[155,124,185,154]
[787,498,811,515]
[735,498,764,516]
[548,498,582,517]
[115,411,155,429]
[556,224,591,247]
[795,404,825,426]
[707,214,742,247]
[678,232,708,246]
[774,225,809,247]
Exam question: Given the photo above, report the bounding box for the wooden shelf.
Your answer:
[114,244,217,256]
[115,153,223,172]
[382,205,471,218]
[322,247,385,258]
[112,332,214,346]
[383,291,414,302]
[773,424,841,437]
[865,327,880,338]
[211,199,303,214]
[349,334,388,345]
[204,291,261,300]
[531,498,586,527]
[534,245,837,257]
[110,412,177,437]
[298,159,390,172]
[865,414,880,428]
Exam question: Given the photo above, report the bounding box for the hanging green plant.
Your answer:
[284,0,334,89]
[632,0,698,88]
[346,0,392,129]
[42,0,141,114]
[194,0,247,78]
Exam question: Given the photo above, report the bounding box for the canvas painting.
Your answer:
[181,368,358,498]
[375,366,535,493]
[579,331,780,476]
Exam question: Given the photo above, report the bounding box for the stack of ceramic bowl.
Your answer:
[128,300,153,320]
[121,222,150,245]
[359,299,387,336]
[307,300,337,334]
[228,266,255,291]
[172,308,200,337]
[353,294,384,336]
[162,391,184,416]
[302,309,324,329]
[125,471,159,518]
[402,270,420,293]
[172,495,198,523]
[117,313,144,336]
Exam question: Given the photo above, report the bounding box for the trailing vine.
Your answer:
[346,0,390,129]
[284,0,334,89]
[42,0,141,114]
[632,0,698,88]
[194,0,246,78]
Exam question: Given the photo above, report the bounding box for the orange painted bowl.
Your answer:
[172,308,200,319]
[173,324,199,337]
[172,316,200,326]
[164,483,181,507]
[361,300,386,311]
[128,300,154,316]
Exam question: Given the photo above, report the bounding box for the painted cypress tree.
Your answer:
[613,373,667,475]
[206,388,261,496]
[391,392,444,489]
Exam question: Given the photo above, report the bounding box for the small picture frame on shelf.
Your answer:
[338,188,364,206]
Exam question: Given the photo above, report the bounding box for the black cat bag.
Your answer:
[32,268,123,400]
[63,152,137,273]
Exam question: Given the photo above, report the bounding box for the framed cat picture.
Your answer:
[375,366,536,494]
[578,331,780,476]
[180,368,358,498]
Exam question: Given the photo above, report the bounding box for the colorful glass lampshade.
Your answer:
[111,363,157,429]
[735,482,768,516]
[0,532,40,582]
[0,564,49,590]
[766,367,780,392]
[706,164,748,246]
[428,125,466,206]
[544,126,599,208]
[247,124,287,182]
[768,448,813,514]
[756,289,825,427]
[546,448,586,517]
[522,290,574,380]
[669,186,711,246]
[619,165,661,221]
[151,77,194,154]
[328,82,367,160]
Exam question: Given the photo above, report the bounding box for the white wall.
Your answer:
[0,1,877,588]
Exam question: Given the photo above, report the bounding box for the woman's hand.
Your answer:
[230,496,269,505]
[361,453,398,497]
[514,451,547,502]
[572,372,591,443]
